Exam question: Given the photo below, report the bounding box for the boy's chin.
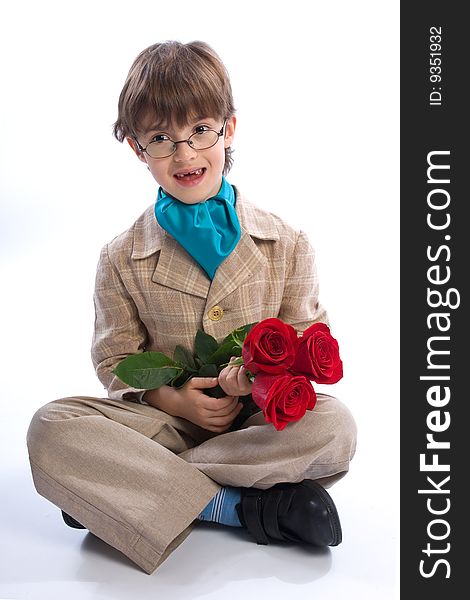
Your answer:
[159,185,203,204]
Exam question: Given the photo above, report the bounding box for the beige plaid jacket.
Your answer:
[91,188,328,400]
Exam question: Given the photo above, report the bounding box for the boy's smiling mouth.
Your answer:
[173,167,206,185]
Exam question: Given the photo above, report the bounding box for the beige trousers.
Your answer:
[26,393,357,574]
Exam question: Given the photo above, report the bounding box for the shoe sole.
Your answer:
[61,510,86,529]
[300,480,342,546]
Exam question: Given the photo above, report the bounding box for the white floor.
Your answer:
[0,387,399,600]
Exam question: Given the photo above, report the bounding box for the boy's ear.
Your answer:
[126,137,147,163]
[224,115,236,148]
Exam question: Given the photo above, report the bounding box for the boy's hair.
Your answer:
[113,40,236,174]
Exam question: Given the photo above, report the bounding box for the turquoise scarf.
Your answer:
[154,177,241,279]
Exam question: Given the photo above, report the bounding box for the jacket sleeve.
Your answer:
[91,243,148,402]
[277,230,329,332]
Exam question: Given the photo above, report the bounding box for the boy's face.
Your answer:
[128,115,236,204]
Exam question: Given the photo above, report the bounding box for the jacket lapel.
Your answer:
[151,235,211,299]
[206,189,280,307]
[206,230,267,307]
[131,204,210,299]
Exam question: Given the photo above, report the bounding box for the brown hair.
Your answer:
[113,40,236,174]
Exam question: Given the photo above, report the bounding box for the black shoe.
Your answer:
[236,479,342,546]
[61,510,86,529]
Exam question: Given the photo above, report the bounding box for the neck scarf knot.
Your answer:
[154,177,241,279]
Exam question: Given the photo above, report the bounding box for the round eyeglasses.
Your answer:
[134,120,227,159]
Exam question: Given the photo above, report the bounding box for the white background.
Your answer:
[0,1,399,598]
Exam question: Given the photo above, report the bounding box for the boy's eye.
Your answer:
[151,134,170,144]
[194,125,211,135]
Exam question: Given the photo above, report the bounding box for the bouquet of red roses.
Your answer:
[237,318,343,430]
[113,318,343,431]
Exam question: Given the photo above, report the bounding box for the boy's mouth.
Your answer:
[174,167,206,182]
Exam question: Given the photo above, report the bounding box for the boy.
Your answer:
[27,40,357,574]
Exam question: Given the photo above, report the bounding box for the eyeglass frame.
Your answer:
[133,119,228,159]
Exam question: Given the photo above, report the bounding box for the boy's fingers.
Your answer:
[208,403,243,426]
[218,368,229,380]
[222,367,237,382]
[206,401,244,431]
[208,398,241,418]
[238,366,251,387]
[204,395,238,412]
[188,377,219,389]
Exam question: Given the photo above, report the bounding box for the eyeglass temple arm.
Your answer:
[133,137,145,152]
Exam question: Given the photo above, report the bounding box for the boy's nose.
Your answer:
[173,141,198,161]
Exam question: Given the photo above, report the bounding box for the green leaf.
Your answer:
[222,322,258,347]
[112,351,183,389]
[195,330,219,363]
[207,340,241,366]
[207,322,258,366]
[173,345,197,371]
[197,363,219,377]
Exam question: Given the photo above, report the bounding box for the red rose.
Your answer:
[252,372,317,431]
[292,322,343,384]
[242,318,299,375]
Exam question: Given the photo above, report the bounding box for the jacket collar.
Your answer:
[130,187,280,302]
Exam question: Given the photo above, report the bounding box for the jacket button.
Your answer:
[208,305,224,321]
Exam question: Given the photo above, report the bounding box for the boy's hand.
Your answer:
[218,357,253,397]
[177,377,243,432]
[145,377,242,433]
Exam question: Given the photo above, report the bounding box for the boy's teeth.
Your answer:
[176,168,203,178]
